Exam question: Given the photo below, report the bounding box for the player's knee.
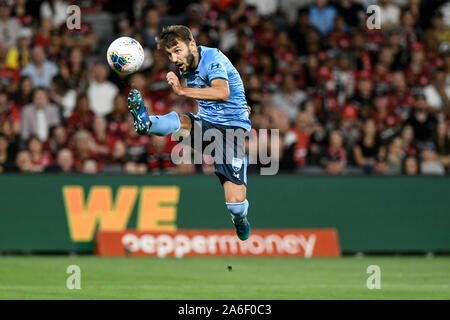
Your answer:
[226,199,249,218]
[178,113,192,131]
[226,195,246,203]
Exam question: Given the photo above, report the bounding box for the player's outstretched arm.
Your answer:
[167,72,230,101]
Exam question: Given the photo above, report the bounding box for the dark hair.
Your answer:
[156,25,194,50]
[27,135,41,146]
[401,155,421,175]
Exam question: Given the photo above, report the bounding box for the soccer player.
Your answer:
[127,25,251,240]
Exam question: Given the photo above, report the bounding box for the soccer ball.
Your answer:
[106,37,144,75]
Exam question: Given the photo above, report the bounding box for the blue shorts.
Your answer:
[184,113,248,186]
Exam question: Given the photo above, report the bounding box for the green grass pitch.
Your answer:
[0,256,449,299]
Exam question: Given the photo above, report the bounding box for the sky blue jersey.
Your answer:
[181,46,251,131]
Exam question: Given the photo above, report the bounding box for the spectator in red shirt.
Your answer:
[325,130,347,175]
[350,31,372,72]
[43,124,69,157]
[283,112,311,170]
[124,119,150,165]
[350,70,374,120]
[27,135,53,171]
[66,93,95,137]
[326,15,351,50]
[147,135,175,174]
[372,91,403,144]
[0,89,19,129]
[90,115,119,167]
[106,94,129,138]
[404,42,431,90]
[400,124,418,156]
[388,72,415,120]
[339,103,361,156]
[60,20,97,55]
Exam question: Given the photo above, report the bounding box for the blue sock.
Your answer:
[226,200,249,223]
[148,112,181,136]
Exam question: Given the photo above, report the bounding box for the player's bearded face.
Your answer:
[166,41,195,72]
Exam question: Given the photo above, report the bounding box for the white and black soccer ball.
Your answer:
[106,36,144,75]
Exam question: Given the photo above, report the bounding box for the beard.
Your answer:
[186,50,195,71]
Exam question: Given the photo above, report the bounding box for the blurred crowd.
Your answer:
[1,0,450,176]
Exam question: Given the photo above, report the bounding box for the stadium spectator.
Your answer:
[325,130,347,175]
[0,118,18,158]
[353,118,380,174]
[423,10,450,54]
[21,88,61,142]
[374,153,388,175]
[72,130,95,172]
[45,148,75,173]
[14,76,33,109]
[405,94,437,142]
[106,94,129,138]
[147,135,175,174]
[59,47,89,91]
[402,154,420,176]
[15,149,39,173]
[0,133,12,172]
[81,158,98,174]
[335,0,365,29]
[385,136,404,175]
[432,120,450,170]
[404,42,431,90]
[423,69,450,116]
[60,16,97,54]
[339,103,360,156]
[90,115,120,168]
[123,160,147,174]
[87,63,119,116]
[308,0,338,36]
[420,141,445,175]
[40,0,69,29]
[0,89,19,129]
[27,135,52,171]
[378,0,401,28]
[43,125,68,157]
[0,0,20,49]
[371,91,402,144]
[65,93,95,137]
[5,27,32,71]
[400,124,418,156]
[142,6,161,50]
[0,42,20,94]
[49,74,76,119]
[283,112,311,170]
[20,46,59,89]
[272,74,307,123]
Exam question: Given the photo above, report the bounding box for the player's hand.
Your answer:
[247,105,251,116]
[166,71,183,96]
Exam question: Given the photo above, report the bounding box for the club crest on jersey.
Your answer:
[232,158,243,172]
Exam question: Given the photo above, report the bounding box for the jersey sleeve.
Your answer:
[205,52,228,83]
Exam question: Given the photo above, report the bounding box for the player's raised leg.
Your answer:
[224,181,250,241]
[128,89,191,136]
